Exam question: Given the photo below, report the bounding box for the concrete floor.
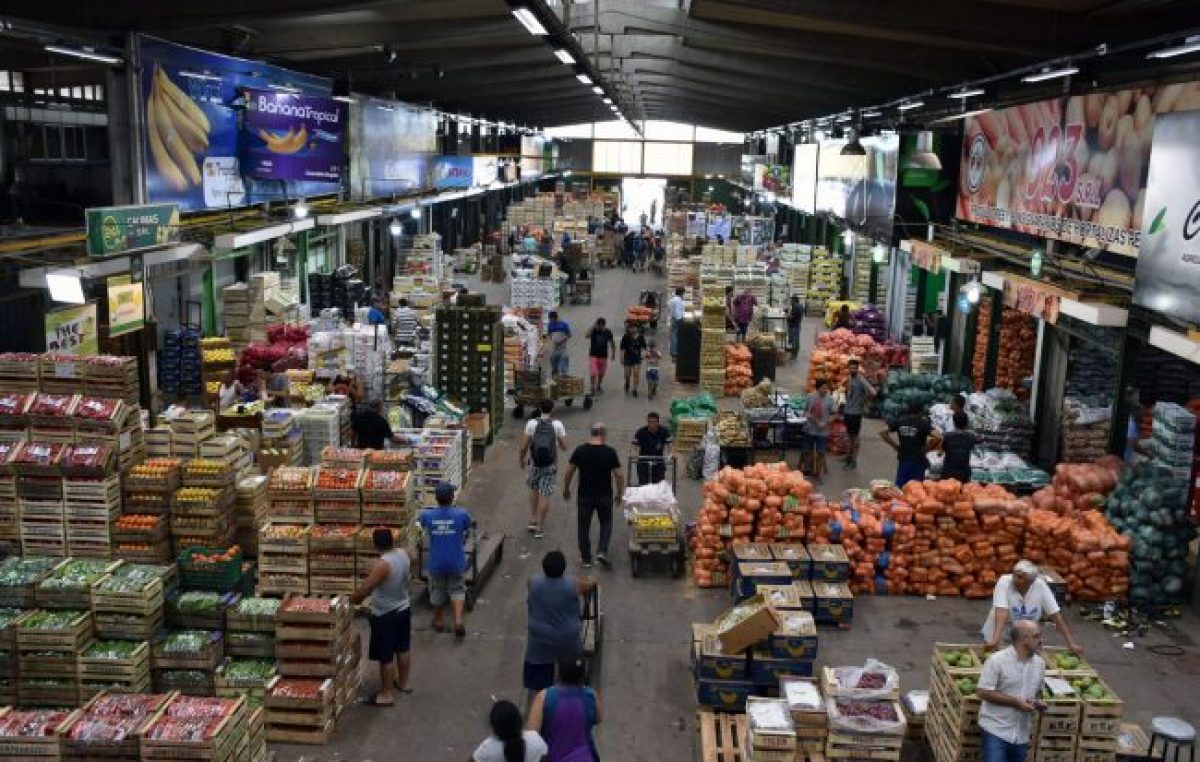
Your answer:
[273,263,1200,761]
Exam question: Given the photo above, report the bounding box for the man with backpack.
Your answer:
[519,399,568,539]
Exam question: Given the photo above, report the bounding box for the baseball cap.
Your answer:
[435,482,456,500]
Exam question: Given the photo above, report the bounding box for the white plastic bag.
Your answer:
[829,658,900,700]
[622,481,677,521]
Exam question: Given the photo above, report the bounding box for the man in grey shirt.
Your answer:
[842,358,876,470]
[976,620,1046,762]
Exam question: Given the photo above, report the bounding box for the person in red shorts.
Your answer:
[584,318,615,396]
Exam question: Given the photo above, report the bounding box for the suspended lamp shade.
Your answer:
[904,131,942,170]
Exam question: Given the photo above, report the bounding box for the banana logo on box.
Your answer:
[146,65,211,190]
[258,123,309,155]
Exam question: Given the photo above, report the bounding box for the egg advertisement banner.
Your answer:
[241,90,346,182]
[138,35,337,212]
[957,82,1200,256]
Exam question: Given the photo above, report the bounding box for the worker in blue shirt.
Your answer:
[418,482,473,640]
[547,311,572,378]
[366,298,388,326]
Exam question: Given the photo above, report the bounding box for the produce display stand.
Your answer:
[414,521,504,611]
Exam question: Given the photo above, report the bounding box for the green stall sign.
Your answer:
[86,203,180,258]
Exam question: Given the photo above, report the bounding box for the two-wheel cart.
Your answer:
[415,520,505,611]
[568,270,594,305]
[579,585,603,685]
[624,457,684,579]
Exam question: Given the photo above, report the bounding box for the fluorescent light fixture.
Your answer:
[179,70,221,82]
[269,83,301,94]
[293,201,309,219]
[1147,36,1200,59]
[410,208,421,219]
[511,7,548,35]
[44,44,122,65]
[897,100,924,111]
[376,104,395,112]
[576,73,592,85]
[389,219,403,236]
[929,108,993,125]
[602,97,612,104]
[333,95,355,104]
[592,86,603,94]
[554,49,575,65]
[948,87,985,99]
[1021,65,1079,83]
[860,110,882,118]
[46,269,85,304]
[871,243,889,264]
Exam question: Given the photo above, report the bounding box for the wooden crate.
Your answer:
[1036,692,1082,736]
[18,680,80,707]
[92,576,164,616]
[141,696,246,761]
[151,630,223,671]
[265,718,332,745]
[826,729,904,760]
[822,665,901,702]
[258,522,310,554]
[17,610,93,650]
[95,611,163,641]
[1080,680,1123,737]
[0,707,80,757]
[697,708,747,762]
[78,640,151,680]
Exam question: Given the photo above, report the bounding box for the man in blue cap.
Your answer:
[419,482,473,640]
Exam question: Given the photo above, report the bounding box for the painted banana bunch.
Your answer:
[147,65,211,191]
[258,123,309,154]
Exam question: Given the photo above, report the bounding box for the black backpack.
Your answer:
[531,419,558,468]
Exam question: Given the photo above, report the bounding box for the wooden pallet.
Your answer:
[698,709,747,761]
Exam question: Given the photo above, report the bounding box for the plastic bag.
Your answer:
[622,481,677,521]
[828,658,900,700]
[826,697,906,735]
[702,429,720,481]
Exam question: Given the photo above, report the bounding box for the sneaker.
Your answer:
[631,389,638,398]
[526,523,538,534]
[581,560,593,569]
[596,554,611,568]
[533,529,545,539]
[454,626,466,642]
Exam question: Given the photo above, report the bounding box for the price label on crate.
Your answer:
[476,344,492,352]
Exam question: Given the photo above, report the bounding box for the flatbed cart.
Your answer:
[415,520,505,611]
[637,290,662,332]
[625,456,684,578]
[568,269,594,305]
[579,585,603,684]
[511,367,593,419]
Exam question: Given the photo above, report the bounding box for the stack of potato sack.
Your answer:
[1026,459,1128,600]
[693,464,814,587]
[902,480,1026,598]
[724,344,753,396]
[994,308,1037,397]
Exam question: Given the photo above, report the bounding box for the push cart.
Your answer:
[638,290,662,331]
[511,367,592,419]
[624,458,684,579]
[579,585,603,684]
[568,270,594,305]
[415,520,505,611]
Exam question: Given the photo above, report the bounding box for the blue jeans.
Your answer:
[895,458,927,488]
[981,730,1029,762]
[550,347,569,376]
[787,324,800,354]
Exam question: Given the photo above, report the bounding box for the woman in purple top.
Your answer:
[526,657,601,762]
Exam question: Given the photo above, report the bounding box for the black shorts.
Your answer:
[368,607,411,661]
[523,661,556,692]
[844,414,863,437]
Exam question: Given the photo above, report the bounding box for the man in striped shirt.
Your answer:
[393,298,420,348]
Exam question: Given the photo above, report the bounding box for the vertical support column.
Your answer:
[201,264,217,336]
[297,229,310,305]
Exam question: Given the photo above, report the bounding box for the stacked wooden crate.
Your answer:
[233,475,268,557]
[169,411,215,459]
[925,644,983,762]
[141,694,250,762]
[822,664,906,762]
[121,459,180,563]
[173,459,236,554]
[258,523,310,597]
[59,691,172,762]
[16,609,93,707]
[150,629,224,696]
[92,563,168,642]
[225,597,280,659]
[700,287,727,396]
[77,640,152,700]
[61,443,120,558]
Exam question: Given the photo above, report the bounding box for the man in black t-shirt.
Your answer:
[585,318,616,396]
[631,412,672,485]
[352,400,401,450]
[619,323,647,397]
[562,424,624,569]
[880,401,939,487]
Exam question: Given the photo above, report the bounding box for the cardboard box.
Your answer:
[750,648,815,684]
[715,594,779,655]
[812,581,854,626]
[779,676,828,735]
[745,696,797,752]
[758,584,804,611]
[807,544,850,582]
[695,677,755,711]
[769,610,819,660]
[791,580,816,611]
[733,543,774,564]
[734,561,793,600]
[695,633,750,681]
[770,543,812,579]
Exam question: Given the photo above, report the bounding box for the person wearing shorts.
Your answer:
[841,358,876,469]
[351,527,412,706]
[585,318,615,395]
[519,400,568,539]
[619,323,646,397]
[419,482,472,640]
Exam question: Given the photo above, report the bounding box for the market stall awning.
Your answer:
[213,219,315,250]
[17,242,205,289]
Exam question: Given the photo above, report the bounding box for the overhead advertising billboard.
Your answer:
[137,36,337,213]
[1133,110,1200,324]
[816,135,899,240]
[956,82,1200,257]
[241,90,346,182]
[349,97,437,200]
[430,156,473,190]
[792,144,819,213]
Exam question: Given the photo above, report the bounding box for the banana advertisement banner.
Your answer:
[956,82,1200,257]
[137,36,337,213]
[242,90,346,182]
